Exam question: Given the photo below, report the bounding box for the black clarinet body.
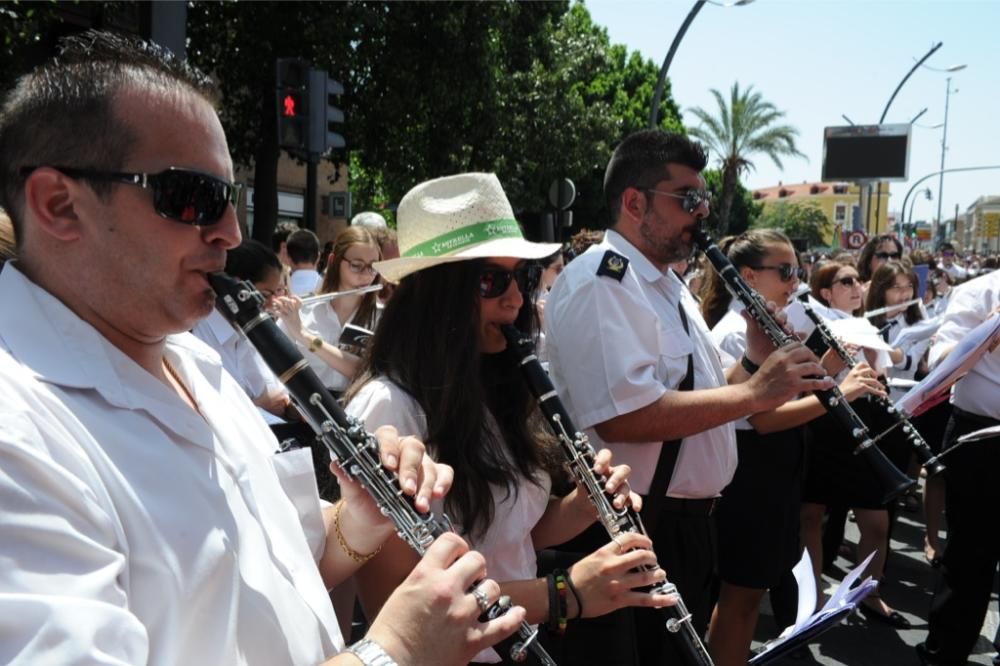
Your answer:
[691,228,915,504]
[799,301,946,478]
[208,273,556,666]
[501,325,714,666]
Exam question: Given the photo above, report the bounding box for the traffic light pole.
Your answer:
[305,154,318,231]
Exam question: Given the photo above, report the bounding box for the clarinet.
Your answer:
[800,301,947,478]
[501,325,714,666]
[208,273,556,666]
[691,227,915,504]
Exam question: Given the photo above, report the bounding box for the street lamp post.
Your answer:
[648,0,754,129]
[933,76,960,245]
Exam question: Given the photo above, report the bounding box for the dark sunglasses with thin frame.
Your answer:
[750,263,806,282]
[479,263,542,299]
[20,166,242,226]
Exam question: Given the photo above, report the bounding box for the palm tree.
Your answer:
[688,83,805,235]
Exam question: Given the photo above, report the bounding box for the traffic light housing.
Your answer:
[276,58,310,153]
[308,69,346,153]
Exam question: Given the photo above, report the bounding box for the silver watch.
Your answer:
[346,638,398,666]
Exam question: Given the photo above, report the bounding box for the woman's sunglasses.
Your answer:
[21,165,242,225]
[750,263,805,282]
[834,276,861,288]
[480,263,542,299]
[874,251,902,260]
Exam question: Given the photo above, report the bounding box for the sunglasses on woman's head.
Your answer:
[750,263,805,282]
[20,165,242,225]
[479,263,542,299]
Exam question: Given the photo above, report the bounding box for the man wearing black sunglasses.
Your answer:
[0,30,519,666]
[545,129,831,665]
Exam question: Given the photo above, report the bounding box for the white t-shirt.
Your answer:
[347,377,551,664]
[0,264,342,665]
[544,230,737,499]
[289,268,322,296]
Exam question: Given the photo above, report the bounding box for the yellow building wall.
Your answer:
[758,182,891,246]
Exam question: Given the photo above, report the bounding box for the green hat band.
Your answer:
[403,218,523,258]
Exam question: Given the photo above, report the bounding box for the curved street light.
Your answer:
[648,0,755,128]
[899,166,1000,248]
[934,73,965,240]
[904,187,933,239]
[869,41,944,231]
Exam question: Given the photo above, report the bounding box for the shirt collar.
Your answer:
[604,229,671,284]
[0,263,223,412]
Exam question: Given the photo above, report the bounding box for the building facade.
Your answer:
[752,181,891,246]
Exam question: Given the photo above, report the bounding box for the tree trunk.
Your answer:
[251,78,280,249]
[717,164,740,236]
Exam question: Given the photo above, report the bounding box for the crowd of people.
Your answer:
[1,29,997,666]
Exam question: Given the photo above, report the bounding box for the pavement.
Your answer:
[751,480,999,665]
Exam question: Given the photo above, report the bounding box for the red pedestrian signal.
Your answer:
[283,94,297,117]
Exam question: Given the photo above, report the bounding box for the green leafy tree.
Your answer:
[753,201,830,249]
[687,83,805,236]
[702,168,762,236]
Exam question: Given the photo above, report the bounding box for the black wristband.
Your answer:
[563,570,583,620]
[740,354,760,375]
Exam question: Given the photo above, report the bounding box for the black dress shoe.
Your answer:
[916,641,965,666]
[858,602,912,629]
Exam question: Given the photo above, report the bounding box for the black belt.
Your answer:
[952,406,1000,428]
[657,496,718,516]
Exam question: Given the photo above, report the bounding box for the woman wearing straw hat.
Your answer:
[345,173,675,664]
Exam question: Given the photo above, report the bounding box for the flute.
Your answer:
[800,301,946,477]
[208,273,556,666]
[863,298,922,319]
[299,284,382,306]
[691,226,915,504]
[501,325,714,666]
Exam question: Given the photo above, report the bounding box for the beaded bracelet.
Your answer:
[546,574,559,634]
[333,500,382,564]
[552,570,569,635]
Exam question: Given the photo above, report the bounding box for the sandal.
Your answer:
[858,600,912,629]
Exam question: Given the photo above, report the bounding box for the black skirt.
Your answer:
[801,397,912,509]
[716,426,804,589]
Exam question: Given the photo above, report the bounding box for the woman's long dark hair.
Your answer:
[865,261,923,328]
[346,259,558,539]
[699,229,793,329]
[857,234,903,282]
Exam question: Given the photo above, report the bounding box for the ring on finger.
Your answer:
[471,585,492,613]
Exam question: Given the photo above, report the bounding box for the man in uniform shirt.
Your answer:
[0,30,520,666]
[545,129,831,663]
[918,268,1000,666]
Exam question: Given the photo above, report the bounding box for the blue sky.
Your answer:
[586,0,1000,225]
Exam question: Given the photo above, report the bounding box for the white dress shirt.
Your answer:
[0,264,342,665]
[929,269,1000,419]
[191,309,288,422]
[280,301,354,391]
[885,313,933,401]
[710,303,752,432]
[289,268,322,296]
[346,377,551,664]
[544,230,737,498]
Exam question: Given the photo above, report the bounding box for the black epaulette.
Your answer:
[596,250,629,282]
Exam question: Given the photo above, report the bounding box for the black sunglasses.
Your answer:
[750,263,806,282]
[480,263,541,299]
[835,276,861,287]
[874,251,902,260]
[646,188,711,214]
[21,165,242,225]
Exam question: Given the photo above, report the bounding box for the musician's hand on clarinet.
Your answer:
[591,448,642,511]
[567,532,676,619]
[838,362,887,402]
[748,342,834,412]
[363,533,524,666]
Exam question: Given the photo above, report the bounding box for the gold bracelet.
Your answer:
[333,500,382,564]
[309,335,324,352]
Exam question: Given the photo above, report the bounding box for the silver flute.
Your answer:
[799,300,946,477]
[501,325,714,666]
[692,225,915,504]
[209,273,556,666]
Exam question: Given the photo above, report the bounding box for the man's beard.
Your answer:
[639,216,695,265]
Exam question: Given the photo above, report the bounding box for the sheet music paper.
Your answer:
[896,313,1000,417]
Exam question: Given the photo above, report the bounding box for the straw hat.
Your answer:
[374,172,561,283]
